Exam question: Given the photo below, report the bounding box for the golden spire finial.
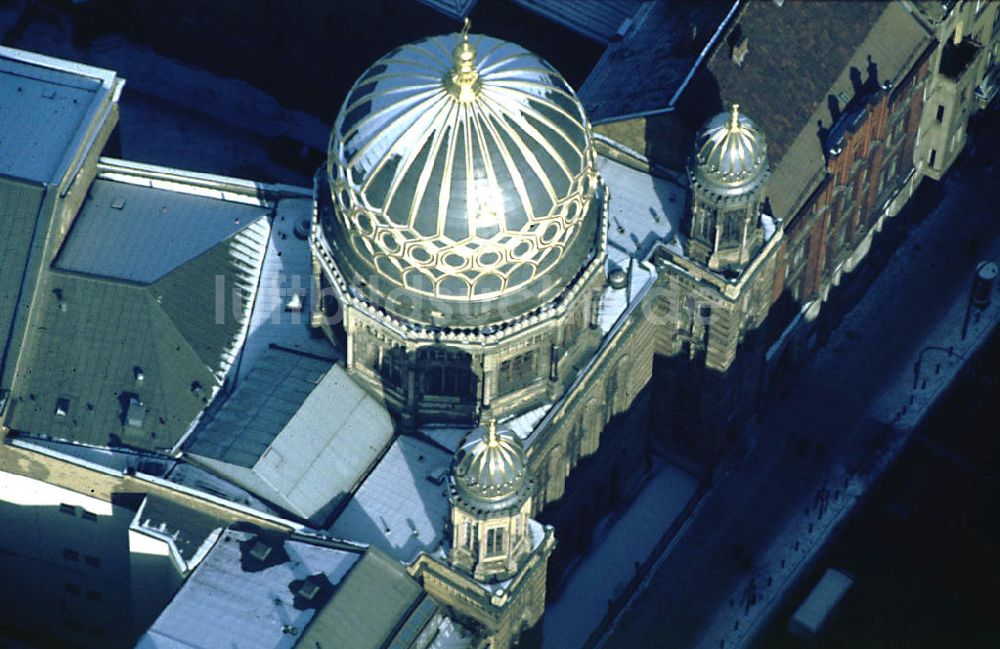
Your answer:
[730,103,740,130]
[486,418,498,445]
[447,17,480,102]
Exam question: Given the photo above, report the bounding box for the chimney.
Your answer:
[297,576,322,601]
[249,540,272,562]
[732,33,749,67]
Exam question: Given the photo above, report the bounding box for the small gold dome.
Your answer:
[451,421,532,512]
[691,103,768,194]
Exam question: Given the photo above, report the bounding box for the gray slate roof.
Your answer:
[56,179,264,284]
[510,0,641,43]
[187,347,395,524]
[133,494,224,562]
[0,46,118,185]
[0,178,44,395]
[414,0,478,19]
[578,0,735,123]
[6,175,270,451]
[299,548,432,649]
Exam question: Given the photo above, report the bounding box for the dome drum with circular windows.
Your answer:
[321,23,605,328]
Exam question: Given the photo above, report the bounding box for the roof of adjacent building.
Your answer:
[327,435,453,564]
[132,494,225,563]
[6,165,271,451]
[718,0,931,220]
[414,0,479,20]
[137,528,365,649]
[298,548,433,649]
[55,179,263,284]
[595,0,933,222]
[509,0,641,43]
[186,347,395,524]
[0,46,120,185]
[578,0,736,123]
[680,0,892,166]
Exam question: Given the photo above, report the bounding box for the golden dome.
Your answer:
[322,24,603,327]
[451,420,532,512]
[691,104,768,195]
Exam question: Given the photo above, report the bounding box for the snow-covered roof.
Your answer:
[0,46,119,185]
[237,196,339,383]
[419,426,472,453]
[327,436,453,564]
[502,402,553,441]
[137,529,361,649]
[599,155,686,262]
[187,348,394,524]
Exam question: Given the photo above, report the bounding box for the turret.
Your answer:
[686,103,770,274]
[449,420,534,582]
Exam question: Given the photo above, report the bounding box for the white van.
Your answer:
[788,568,854,638]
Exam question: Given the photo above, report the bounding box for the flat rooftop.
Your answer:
[0,46,119,185]
[327,435,453,565]
[138,528,361,648]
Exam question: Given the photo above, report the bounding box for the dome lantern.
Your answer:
[446,18,481,102]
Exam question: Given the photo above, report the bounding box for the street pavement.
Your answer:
[600,120,1000,649]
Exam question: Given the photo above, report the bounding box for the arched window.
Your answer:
[582,398,601,455]
[498,349,537,394]
[721,211,742,245]
[420,349,475,398]
[463,521,478,551]
[545,447,565,502]
[377,345,405,387]
[486,527,506,556]
[613,356,632,414]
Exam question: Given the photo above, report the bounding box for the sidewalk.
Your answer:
[543,462,699,649]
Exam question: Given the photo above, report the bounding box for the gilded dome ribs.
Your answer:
[409,104,455,233]
[477,111,532,230]
[321,29,604,324]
